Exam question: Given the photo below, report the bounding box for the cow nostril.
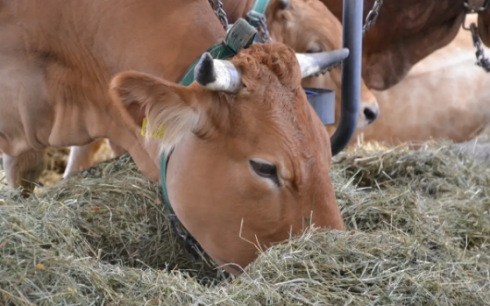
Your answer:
[363,106,379,124]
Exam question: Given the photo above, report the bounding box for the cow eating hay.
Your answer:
[1,143,489,305]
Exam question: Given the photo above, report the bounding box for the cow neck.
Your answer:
[159,18,259,217]
[246,0,272,27]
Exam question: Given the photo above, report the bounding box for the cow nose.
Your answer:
[363,105,379,124]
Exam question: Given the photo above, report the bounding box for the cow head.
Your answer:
[109,42,347,274]
[320,0,490,90]
[265,0,380,130]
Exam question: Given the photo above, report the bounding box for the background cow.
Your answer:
[321,0,490,90]
[351,14,490,146]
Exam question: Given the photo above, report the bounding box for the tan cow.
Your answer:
[0,0,347,273]
[111,42,347,274]
[321,0,490,90]
[352,14,490,145]
[63,0,379,179]
[264,0,379,132]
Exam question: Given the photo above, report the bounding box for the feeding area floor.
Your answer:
[0,137,489,305]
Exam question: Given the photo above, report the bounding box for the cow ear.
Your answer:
[278,0,290,9]
[109,71,205,152]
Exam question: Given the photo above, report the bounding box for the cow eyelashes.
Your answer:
[249,159,281,187]
[306,44,322,54]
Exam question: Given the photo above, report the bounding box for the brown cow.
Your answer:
[62,0,379,179]
[0,0,346,273]
[353,14,490,146]
[110,43,347,274]
[320,0,490,90]
[264,0,379,132]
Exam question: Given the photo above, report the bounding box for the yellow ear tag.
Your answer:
[141,118,166,139]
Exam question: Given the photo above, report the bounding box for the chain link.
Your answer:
[256,17,273,42]
[464,0,490,12]
[362,0,383,37]
[462,1,490,72]
[246,13,273,42]
[469,23,490,71]
[208,0,229,30]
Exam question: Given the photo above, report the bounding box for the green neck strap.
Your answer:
[159,18,258,214]
[246,0,272,27]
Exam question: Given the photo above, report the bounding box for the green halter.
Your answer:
[246,0,272,27]
[158,18,258,214]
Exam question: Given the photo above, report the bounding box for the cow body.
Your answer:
[354,14,490,145]
[0,0,225,192]
[320,0,490,90]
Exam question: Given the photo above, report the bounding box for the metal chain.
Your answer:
[257,18,273,42]
[362,0,383,38]
[462,0,490,72]
[208,0,229,30]
[464,0,490,13]
[469,23,490,71]
[246,13,273,42]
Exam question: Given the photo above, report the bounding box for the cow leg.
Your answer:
[106,139,126,158]
[63,138,129,179]
[63,140,105,179]
[3,149,46,197]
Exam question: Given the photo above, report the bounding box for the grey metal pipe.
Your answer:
[330,0,363,156]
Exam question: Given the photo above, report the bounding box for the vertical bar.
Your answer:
[330,0,363,156]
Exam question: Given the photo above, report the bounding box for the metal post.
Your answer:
[330,0,363,156]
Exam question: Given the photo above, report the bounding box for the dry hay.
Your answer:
[1,141,490,305]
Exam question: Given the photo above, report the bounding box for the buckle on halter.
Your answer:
[464,0,490,13]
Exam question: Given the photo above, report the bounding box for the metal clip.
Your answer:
[464,0,490,13]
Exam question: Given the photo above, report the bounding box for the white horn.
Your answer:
[295,48,350,79]
[194,52,242,93]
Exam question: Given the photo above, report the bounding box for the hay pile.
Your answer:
[1,141,490,305]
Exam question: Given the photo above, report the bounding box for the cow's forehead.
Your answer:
[234,88,323,151]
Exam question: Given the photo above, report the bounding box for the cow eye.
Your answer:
[249,159,281,187]
[306,44,322,53]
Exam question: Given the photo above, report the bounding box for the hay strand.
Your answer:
[1,141,489,305]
